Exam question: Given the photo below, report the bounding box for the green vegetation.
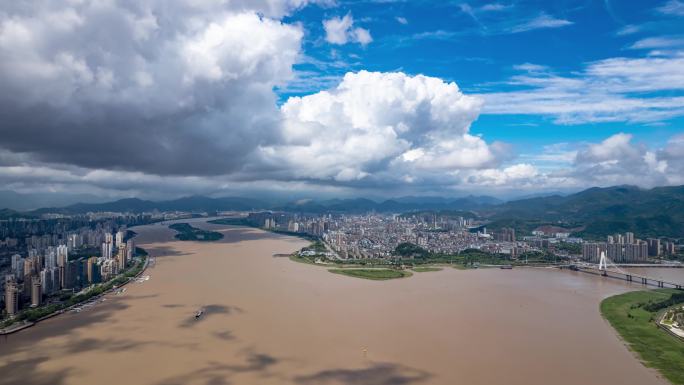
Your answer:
[487,185,684,238]
[554,241,582,254]
[289,253,317,265]
[289,240,330,265]
[411,266,442,272]
[601,289,684,385]
[169,223,223,241]
[307,240,327,253]
[208,217,252,226]
[328,268,412,280]
[395,242,430,258]
[642,291,684,312]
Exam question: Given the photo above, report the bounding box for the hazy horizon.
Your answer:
[3,184,677,212]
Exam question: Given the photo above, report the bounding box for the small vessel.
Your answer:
[195,309,204,319]
[500,265,513,269]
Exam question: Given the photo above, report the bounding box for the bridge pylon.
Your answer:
[598,251,608,271]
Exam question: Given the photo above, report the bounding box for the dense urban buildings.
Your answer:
[246,211,679,263]
[0,213,172,320]
[581,231,679,263]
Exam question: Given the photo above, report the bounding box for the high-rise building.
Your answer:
[647,238,661,257]
[102,241,113,259]
[11,254,21,271]
[68,233,81,250]
[86,257,98,284]
[45,249,57,270]
[625,242,648,262]
[64,261,80,289]
[12,256,24,280]
[31,276,42,307]
[115,230,124,248]
[498,227,516,242]
[117,248,128,271]
[126,239,135,259]
[40,268,58,295]
[625,232,634,244]
[664,241,677,255]
[4,277,19,316]
[582,243,606,263]
[23,257,36,278]
[86,257,99,284]
[101,258,116,280]
[584,240,648,263]
[56,244,68,267]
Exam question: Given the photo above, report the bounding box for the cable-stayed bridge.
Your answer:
[558,252,684,290]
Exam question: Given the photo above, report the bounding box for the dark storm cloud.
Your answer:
[0,1,302,176]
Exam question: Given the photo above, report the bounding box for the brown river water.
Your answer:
[1,218,682,385]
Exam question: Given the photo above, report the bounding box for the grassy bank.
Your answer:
[412,266,442,272]
[600,289,684,385]
[169,223,223,241]
[328,268,412,280]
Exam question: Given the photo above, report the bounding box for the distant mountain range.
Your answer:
[29,196,267,216]
[270,195,502,214]
[483,185,684,239]
[2,185,683,238]
[16,194,500,216]
[0,190,105,211]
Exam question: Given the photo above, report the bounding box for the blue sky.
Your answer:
[281,0,684,170]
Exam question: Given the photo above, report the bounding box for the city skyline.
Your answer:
[0,1,682,201]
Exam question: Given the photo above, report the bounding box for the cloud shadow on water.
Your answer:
[179,304,243,328]
[213,330,236,341]
[0,356,72,385]
[294,362,432,385]
[143,244,193,258]
[156,351,279,385]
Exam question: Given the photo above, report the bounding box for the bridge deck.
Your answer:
[559,264,684,290]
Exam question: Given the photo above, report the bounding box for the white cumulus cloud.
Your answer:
[260,71,503,187]
[323,13,373,46]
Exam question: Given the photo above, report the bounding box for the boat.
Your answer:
[500,265,513,269]
[195,309,204,319]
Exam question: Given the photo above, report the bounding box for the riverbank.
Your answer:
[0,248,150,336]
[601,289,684,385]
[412,266,443,272]
[328,268,413,280]
[0,221,674,385]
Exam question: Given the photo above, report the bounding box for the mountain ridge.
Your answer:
[2,185,683,238]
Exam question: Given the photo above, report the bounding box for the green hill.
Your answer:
[485,185,684,239]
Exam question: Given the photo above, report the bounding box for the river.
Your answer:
[0,218,681,385]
